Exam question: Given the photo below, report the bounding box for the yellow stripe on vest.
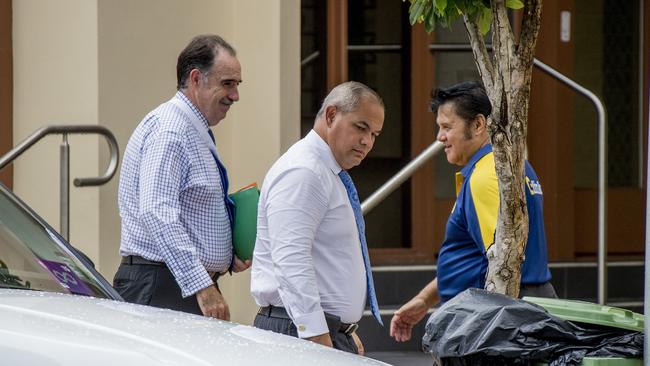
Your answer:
[468,152,499,250]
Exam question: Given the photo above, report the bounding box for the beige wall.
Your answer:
[221,1,301,324]
[13,0,100,259]
[13,0,300,325]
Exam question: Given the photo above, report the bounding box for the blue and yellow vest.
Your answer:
[437,144,551,302]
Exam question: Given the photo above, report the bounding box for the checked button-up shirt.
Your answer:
[118,91,232,297]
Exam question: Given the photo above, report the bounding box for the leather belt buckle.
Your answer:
[341,323,358,335]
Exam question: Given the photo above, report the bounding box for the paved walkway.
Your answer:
[366,351,432,366]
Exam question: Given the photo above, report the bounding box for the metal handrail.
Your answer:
[0,125,120,240]
[361,141,444,213]
[644,60,649,364]
[532,58,608,305]
[301,44,609,304]
[301,51,320,68]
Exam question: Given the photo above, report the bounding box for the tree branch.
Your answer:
[462,14,494,91]
[492,0,517,73]
[518,0,543,66]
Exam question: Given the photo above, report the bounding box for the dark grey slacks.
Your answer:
[253,309,359,354]
[113,262,204,315]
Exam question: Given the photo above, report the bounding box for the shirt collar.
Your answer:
[175,91,210,130]
[459,143,492,177]
[305,130,343,175]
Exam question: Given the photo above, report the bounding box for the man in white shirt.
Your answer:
[250,81,385,354]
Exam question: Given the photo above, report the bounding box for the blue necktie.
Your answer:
[338,170,383,325]
[207,129,235,233]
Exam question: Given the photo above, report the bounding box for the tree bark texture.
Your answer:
[463,0,543,298]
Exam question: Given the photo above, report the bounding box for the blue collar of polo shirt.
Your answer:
[459,143,493,178]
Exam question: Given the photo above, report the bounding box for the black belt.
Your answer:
[120,255,221,284]
[121,255,166,267]
[257,305,359,335]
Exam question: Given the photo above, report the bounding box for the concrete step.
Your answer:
[548,261,644,304]
[371,261,645,307]
[357,312,428,353]
[365,351,432,366]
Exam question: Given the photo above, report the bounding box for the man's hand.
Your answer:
[196,285,230,320]
[390,297,429,342]
[222,255,251,274]
[351,331,364,355]
[306,333,333,348]
[390,277,439,342]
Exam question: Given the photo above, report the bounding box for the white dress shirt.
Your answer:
[251,130,366,338]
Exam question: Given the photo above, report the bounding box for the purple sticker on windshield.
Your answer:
[39,259,93,296]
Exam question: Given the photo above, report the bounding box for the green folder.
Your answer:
[229,183,260,260]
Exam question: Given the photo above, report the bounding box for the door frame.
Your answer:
[325,0,438,264]
[0,0,12,189]
[372,25,437,265]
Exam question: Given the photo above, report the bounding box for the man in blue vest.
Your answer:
[390,81,556,342]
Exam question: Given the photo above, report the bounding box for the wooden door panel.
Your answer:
[575,188,645,257]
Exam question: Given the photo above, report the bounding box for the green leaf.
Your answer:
[464,2,479,18]
[409,0,428,25]
[478,6,492,35]
[434,0,447,14]
[408,0,418,14]
[506,0,524,9]
[424,3,436,33]
[453,3,463,15]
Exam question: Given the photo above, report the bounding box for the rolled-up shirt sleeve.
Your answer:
[265,167,329,338]
[138,130,213,297]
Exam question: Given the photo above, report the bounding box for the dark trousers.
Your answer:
[253,306,359,354]
[113,259,203,315]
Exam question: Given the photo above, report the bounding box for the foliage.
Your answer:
[405,0,523,34]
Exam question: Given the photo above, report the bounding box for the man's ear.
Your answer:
[188,68,202,88]
[325,105,337,127]
[474,114,487,135]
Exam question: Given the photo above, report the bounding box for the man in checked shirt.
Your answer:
[114,34,250,320]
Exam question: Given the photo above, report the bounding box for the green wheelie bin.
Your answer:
[524,296,644,366]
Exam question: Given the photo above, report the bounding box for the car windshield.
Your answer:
[0,187,111,298]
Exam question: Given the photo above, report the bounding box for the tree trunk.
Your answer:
[463,0,543,298]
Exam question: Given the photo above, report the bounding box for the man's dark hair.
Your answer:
[176,34,236,90]
[430,81,492,122]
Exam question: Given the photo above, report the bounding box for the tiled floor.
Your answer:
[366,352,432,366]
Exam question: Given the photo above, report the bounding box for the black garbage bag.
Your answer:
[422,288,643,366]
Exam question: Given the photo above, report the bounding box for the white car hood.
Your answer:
[0,290,389,366]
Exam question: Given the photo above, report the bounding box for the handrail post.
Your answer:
[643,67,650,365]
[0,125,120,241]
[60,134,70,240]
[532,59,608,305]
